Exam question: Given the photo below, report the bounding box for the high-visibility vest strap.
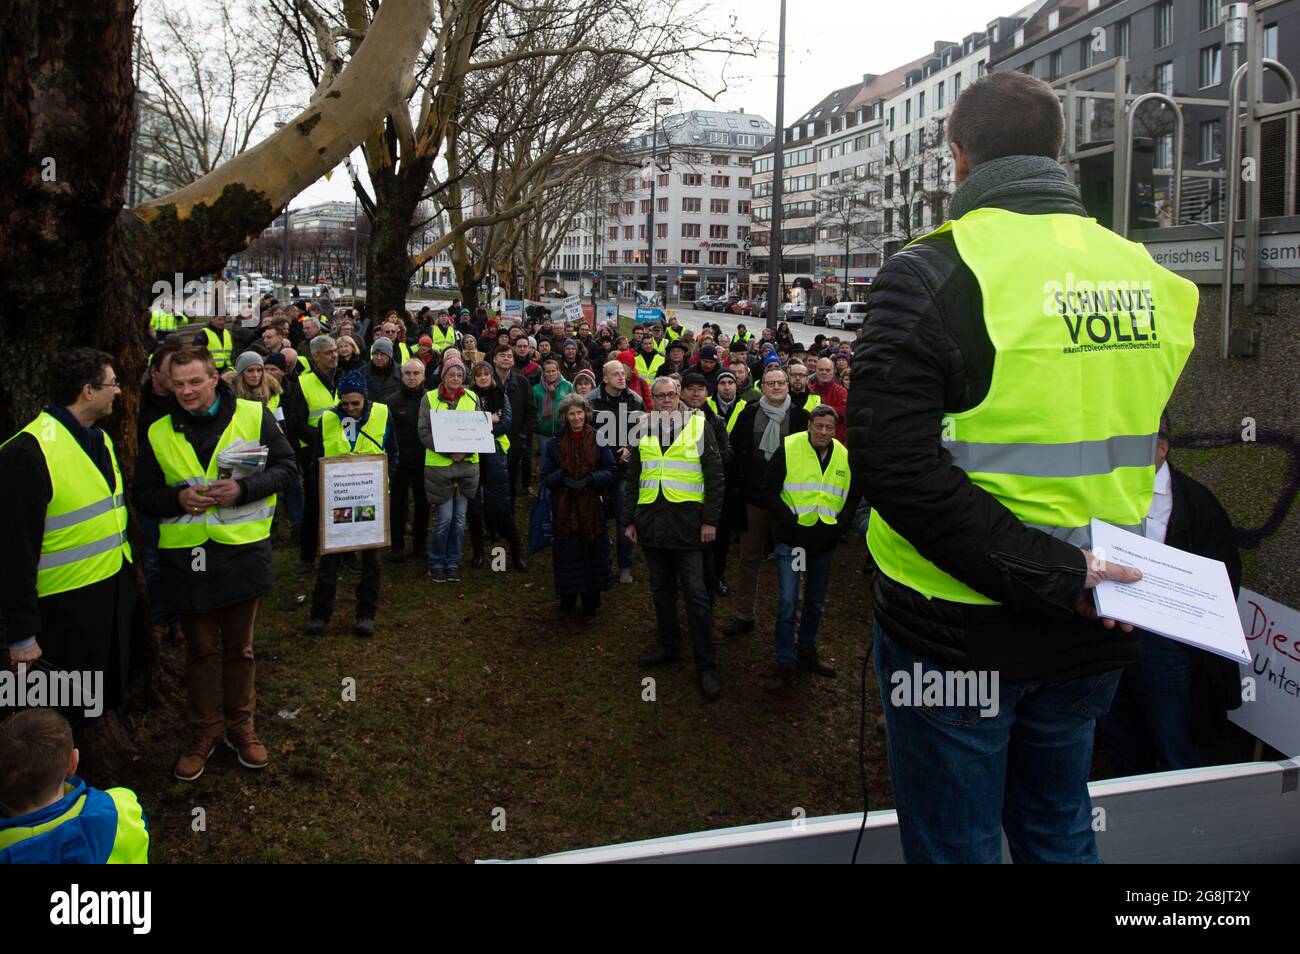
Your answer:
[322,402,389,457]
[870,208,1197,604]
[12,412,132,597]
[778,433,850,527]
[203,328,233,368]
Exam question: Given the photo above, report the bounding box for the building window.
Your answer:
[1199,45,1221,88]
[1155,133,1173,170]
[622,250,633,264]
[625,177,636,190]
[640,199,650,214]
[1049,50,1063,80]
[609,202,619,216]
[682,173,702,186]
[1014,28,1024,48]
[711,175,731,188]
[936,82,945,110]
[904,99,912,125]
[608,226,618,240]
[656,248,667,264]
[1115,18,1131,58]
[917,91,925,119]
[739,176,751,189]
[623,225,633,240]
[656,223,667,239]
[682,222,701,238]
[1199,119,1222,162]
[608,251,618,265]
[711,153,730,165]
[638,224,646,239]
[657,173,669,187]
[709,224,729,239]
[710,198,730,214]
[1079,37,1094,70]
[1048,10,1059,31]
[1155,61,1173,95]
[682,197,701,212]
[1154,1,1173,49]
[708,250,728,265]
[681,249,700,264]
[952,72,961,100]
[888,107,895,131]
[623,201,634,215]
[1200,0,1222,31]
[657,197,668,213]
[738,200,751,215]
[1264,23,1278,59]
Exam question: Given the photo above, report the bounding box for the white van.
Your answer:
[828,301,867,331]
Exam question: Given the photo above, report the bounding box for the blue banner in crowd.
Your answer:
[635,307,664,324]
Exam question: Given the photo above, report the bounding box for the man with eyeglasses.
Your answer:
[1,349,136,733]
[624,376,725,700]
[721,364,811,639]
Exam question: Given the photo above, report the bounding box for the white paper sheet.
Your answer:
[1090,518,1250,664]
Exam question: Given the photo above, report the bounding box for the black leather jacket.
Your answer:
[848,188,1144,683]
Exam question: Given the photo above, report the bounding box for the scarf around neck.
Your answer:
[758,395,791,461]
[948,155,1084,221]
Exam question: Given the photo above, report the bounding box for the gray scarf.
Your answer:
[949,155,1083,221]
[758,395,790,461]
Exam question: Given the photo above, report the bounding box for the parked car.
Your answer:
[713,295,740,313]
[729,299,754,315]
[828,301,868,331]
[692,295,716,310]
[810,305,833,326]
[781,302,806,323]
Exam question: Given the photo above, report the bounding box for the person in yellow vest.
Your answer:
[760,406,859,695]
[304,371,396,638]
[285,334,339,575]
[133,346,298,781]
[623,376,726,701]
[429,312,458,353]
[193,313,234,371]
[633,334,664,380]
[733,323,754,347]
[417,353,481,582]
[149,303,180,340]
[0,349,134,734]
[849,71,1194,863]
[786,360,822,411]
[0,709,149,863]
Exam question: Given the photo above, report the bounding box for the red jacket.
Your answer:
[616,350,653,406]
[810,378,849,442]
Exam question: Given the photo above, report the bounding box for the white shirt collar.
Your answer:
[1152,460,1171,495]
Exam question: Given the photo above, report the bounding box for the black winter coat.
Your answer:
[468,381,514,517]
[389,384,429,465]
[540,431,616,595]
[623,407,725,549]
[729,400,810,507]
[132,381,299,615]
[846,179,1150,683]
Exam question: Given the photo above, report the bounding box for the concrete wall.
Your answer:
[1167,282,1300,607]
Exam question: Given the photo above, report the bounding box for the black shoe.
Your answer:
[715,578,729,596]
[638,647,681,667]
[763,663,796,695]
[721,617,754,638]
[428,567,447,583]
[294,561,313,577]
[472,552,484,569]
[712,626,727,644]
[698,669,721,701]
[304,618,326,636]
[354,618,375,638]
[797,648,836,678]
[446,567,461,582]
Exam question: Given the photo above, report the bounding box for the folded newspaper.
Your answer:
[211,440,270,522]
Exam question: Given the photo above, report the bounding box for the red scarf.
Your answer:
[439,384,465,404]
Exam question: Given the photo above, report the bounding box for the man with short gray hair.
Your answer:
[285,334,339,573]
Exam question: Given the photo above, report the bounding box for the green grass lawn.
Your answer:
[120,513,892,863]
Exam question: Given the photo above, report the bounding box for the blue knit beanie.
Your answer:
[339,369,368,396]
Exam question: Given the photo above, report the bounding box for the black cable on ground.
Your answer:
[851,637,874,864]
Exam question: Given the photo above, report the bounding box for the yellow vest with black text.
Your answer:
[202,327,233,369]
[780,432,850,526]
[706,397,747,434]
[430,325,456,352]
[296,368,337,449]
[866,208,1196,604]
[6,412,132,597]
[321,402,390,458]
[148,399,275,548]
[424,391,481,466]
[637,413,705,504]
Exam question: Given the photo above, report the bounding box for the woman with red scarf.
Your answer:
[539,394,617,618]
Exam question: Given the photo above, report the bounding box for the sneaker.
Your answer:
[428,567,447,583]
[225,731,268,770]
[618,568,634,584]
[304,618,326,636]
[293,561,313,577]
[174,735,218,781]
[446,567,461,582]
[354,618,375,638]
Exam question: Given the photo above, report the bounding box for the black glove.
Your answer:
[563,475,582,491]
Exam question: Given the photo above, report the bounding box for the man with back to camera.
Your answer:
[848,71,1196,863]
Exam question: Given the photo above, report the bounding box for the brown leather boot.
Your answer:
[225,730,268,770]
[174,735,218,781]
[763,663,796,695]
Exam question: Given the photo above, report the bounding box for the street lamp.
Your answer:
[646,96,674,303]
[765,0,787,330]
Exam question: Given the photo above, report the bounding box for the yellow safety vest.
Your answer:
[779,432,850,526]
[867,207,1197,604]
[637,412,706,504]
[148,399,275,548]
[734,331,754,344]
[150,309,179,333]
[706,397,747,434]
[202,327,233,369]
[793,391,821,411]
[267,391,284,426]
[395,341,412,364]
[321,402,390,457]
[635,352,664,379]
[296,368,337,449]
[430,325,456,352]
[7,412,132,597]
[424,390,482,466]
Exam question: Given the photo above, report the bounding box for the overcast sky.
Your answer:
[291,0,1024,208]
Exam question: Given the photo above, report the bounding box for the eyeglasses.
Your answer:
[91,380,121,390]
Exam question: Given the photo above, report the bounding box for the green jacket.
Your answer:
[531,378,574,437]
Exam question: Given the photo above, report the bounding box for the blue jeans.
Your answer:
[427,492,468,571]
[1095,631,1203,775]
[873,620,1120,864]
[138,514,178,628]
[774,542,833,665]
[611,476,635,570]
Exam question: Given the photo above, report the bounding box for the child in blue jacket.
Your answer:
[0,708,149,863]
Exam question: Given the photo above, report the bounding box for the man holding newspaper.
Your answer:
[134,346,298,782]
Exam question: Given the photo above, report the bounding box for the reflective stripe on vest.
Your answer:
[867,208,1197,605]
[779,432,850,526]
[149,399,275,548]
[202,327,233,369]
[321,402,390,457]
[297,369,337,448]
[637,413,705,504]
[635,352,663,379]
[424,391,481,466]
[8,412,132,596]
[430,326,456,352]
